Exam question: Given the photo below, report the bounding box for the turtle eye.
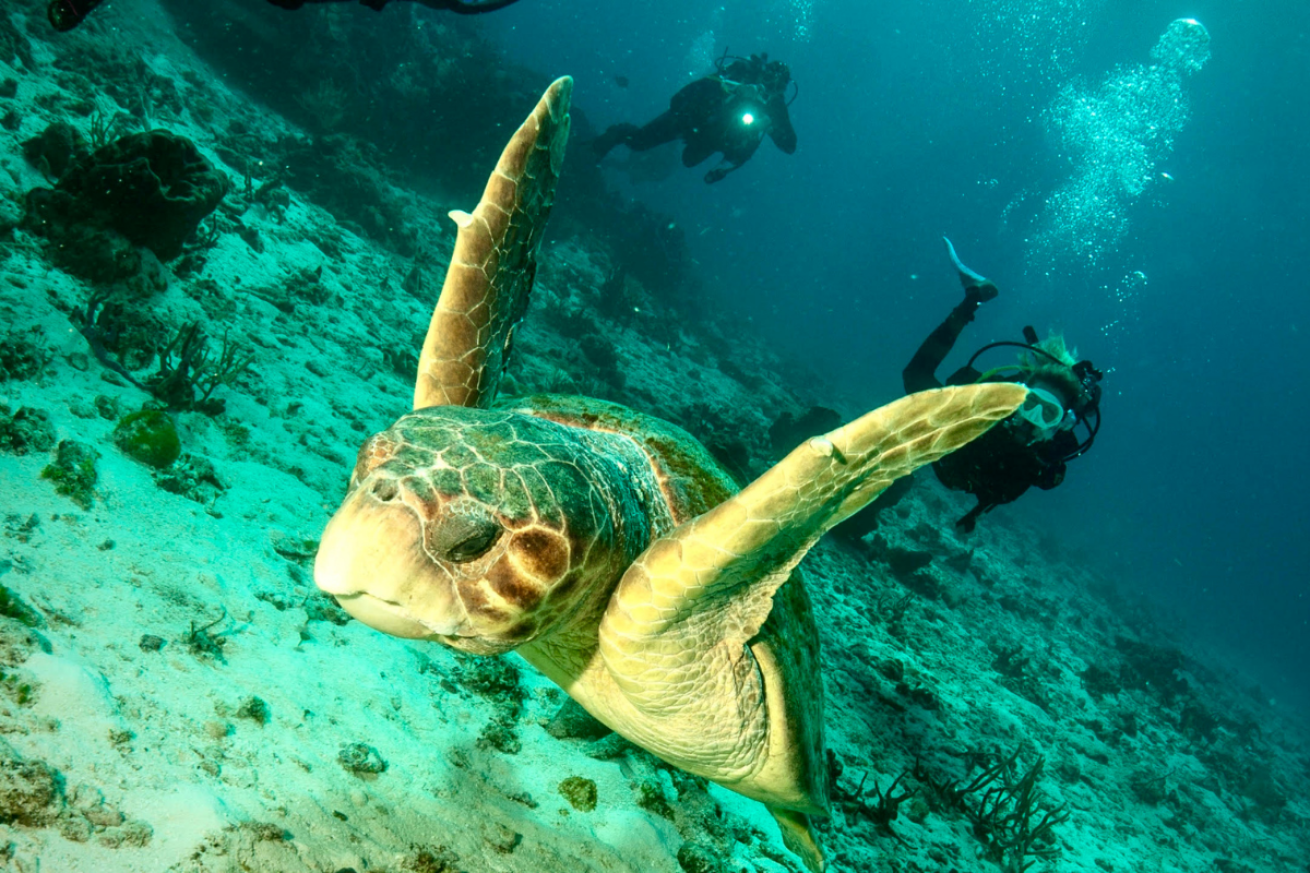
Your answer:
[446,524,501,563]
[428,511,502,563]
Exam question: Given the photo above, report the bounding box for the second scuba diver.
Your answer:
[900,237,1104,532]
[593,52,798,184]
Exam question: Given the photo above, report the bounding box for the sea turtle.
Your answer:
[314,77,1025,870]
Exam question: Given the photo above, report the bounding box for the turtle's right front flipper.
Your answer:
[413,77,572,411]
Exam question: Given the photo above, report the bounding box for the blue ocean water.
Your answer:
[486,0,1310,713]
[2,0,1307,868]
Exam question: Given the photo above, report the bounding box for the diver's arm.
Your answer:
[705,136,764,184]
[704,162,746,184]
[767,98,798,154]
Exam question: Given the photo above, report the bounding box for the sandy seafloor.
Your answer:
[0,2,1308,872]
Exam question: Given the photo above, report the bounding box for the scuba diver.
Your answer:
[900,237,1104,532]
[592,51,798,184]
[48,0,523,31]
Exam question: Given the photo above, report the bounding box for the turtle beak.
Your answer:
[315,483,470,639]
[330,592,435,640]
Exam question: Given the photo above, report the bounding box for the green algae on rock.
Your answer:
[558,776,598,812]
[112,409,181,469]
[40,439,99,510]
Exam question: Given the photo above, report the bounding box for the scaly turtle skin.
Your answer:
[315,77,1026,871]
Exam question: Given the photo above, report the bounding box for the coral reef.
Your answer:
[0,8,1302,873]
[21,120,87,179]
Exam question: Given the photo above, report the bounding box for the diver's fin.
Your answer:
[769,806,825,872]
[943,236,994,293]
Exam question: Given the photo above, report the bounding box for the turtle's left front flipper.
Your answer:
[597,382,1025,805]
[605,381,1026,666]
[413,77,571,411]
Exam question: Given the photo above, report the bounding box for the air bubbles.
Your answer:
[963,0,1110,83]
[1099,269,1149,349]
[788,0,816,41]
[1026,20,1211,281]
[685,30,717,79]
[1150,18,1212,75]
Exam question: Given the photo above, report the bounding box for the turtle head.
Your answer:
[315,407,634,655]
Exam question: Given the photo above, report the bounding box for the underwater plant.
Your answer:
[961,751,1070,871]
[184,610,233,662]
[148,323,254,415]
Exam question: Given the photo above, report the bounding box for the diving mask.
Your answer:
[1015,386,1073,442]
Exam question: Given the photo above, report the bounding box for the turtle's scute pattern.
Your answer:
[338,405,656,654]
[413,79,572,411]
[512,393,737,525]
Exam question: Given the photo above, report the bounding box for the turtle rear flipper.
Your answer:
[413,76,571,411]
[597,383,1026,805]
[770,807,826,872]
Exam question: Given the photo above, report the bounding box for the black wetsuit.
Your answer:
[902,292,1076,532]
[49,0,519,31]
[593,74,797,183]
[265,0,521,11]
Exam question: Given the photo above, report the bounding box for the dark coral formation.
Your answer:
[24,130,227,280]
[146,323,253,415]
